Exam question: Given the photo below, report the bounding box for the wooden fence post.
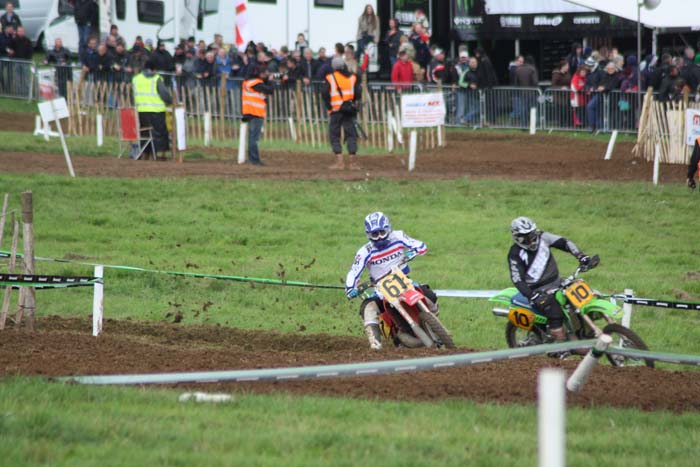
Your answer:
[0,214,18,330]
[0,193,8,248]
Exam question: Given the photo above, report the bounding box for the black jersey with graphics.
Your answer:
[508,232,581,299]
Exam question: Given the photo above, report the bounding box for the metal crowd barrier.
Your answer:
[0,58,666,135]
[0,58,36,100]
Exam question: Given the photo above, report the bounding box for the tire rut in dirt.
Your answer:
[2,317,700,412]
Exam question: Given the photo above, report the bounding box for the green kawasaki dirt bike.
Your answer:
[489,255,654,367]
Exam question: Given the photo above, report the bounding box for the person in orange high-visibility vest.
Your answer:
[322,57,362,170]
[687,137,700,190]
[242,64,273,165]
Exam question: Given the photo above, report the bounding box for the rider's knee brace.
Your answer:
[360,299,381,327]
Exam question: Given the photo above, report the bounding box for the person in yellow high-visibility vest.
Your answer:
[687,137,700,190]
[132,57,172,159]
[322,57,362,170]
[242,64,273,165]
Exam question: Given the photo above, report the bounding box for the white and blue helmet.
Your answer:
[364,212,392,246]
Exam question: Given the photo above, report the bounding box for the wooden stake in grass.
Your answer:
[20,192,36,331]
[0,193,8,248]
[0,214,18,330]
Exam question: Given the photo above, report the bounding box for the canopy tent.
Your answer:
[565,0,700,29]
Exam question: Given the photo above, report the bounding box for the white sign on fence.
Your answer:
[175,107,186,151]
[401,92,446,128]
[685,109,700,146]
[38,98,69,124]
[37,68,56,101]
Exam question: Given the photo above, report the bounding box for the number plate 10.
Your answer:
[508,308,536,331]
[565,280,594,309]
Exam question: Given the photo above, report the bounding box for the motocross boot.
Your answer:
[364,325,383,350]
[548,327,571,358]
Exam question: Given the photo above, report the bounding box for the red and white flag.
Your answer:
[235,0,253,48]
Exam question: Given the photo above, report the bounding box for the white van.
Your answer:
[43,0,197,53]
[0,0,54,45]
[43,0,377,54]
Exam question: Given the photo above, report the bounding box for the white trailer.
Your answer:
[43,0,376,53]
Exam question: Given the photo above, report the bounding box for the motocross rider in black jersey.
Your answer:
[507,217,592,343]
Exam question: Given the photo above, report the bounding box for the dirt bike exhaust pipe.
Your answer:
[492,308,509,318]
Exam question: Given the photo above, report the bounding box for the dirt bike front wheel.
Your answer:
[419,311,455,349]
[505,322,547,348]
[602,323,654,368]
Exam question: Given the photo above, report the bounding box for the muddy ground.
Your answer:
[1,317,699,413]
[1,125,697,411]
[0,131,687,183]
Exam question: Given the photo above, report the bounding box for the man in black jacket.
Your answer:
[687,137,700,190]
[8,25,31,59]
[151,40,175,72]
[74,0,97,57]
[44,38,74,97]
[0,2,21,31]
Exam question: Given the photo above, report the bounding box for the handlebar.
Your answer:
[561,254,600,287]
[352,249,418,298]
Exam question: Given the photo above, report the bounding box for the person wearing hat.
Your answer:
[151,40,175,72]
[131,57,173,160]
[322,57,362,170]
[241,64,273,166]
[427,47,452,84]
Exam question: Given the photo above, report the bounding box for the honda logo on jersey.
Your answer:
[370,251,402,266]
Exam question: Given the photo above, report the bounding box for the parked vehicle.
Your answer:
[489,255,654,367]
[42,0,377,53]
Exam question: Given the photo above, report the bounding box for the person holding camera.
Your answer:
[322,57,362,170]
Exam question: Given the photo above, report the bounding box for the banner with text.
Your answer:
[686,109,700,146]
[401,93,446,128]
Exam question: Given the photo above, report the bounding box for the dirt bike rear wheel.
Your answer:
[505,322,547,348]
[602,323,654,368]
[419,311,455,349]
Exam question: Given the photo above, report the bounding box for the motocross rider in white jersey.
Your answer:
[345,212,437,350]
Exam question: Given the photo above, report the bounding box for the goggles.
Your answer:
[368,229,388,241]
[515,231,538,246]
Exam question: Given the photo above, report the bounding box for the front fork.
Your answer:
[579,311,615,337]
[392,301,434,348]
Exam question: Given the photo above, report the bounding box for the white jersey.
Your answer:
[345,230,427,293]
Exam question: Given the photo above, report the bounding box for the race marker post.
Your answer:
[400,92,446,172]
[38,98,75,178]
[538,368,566,467]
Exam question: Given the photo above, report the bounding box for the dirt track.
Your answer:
[1,129,697,411]
[0,132,687,182]
[2,317,699,413]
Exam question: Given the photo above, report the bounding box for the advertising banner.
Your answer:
[452,0,637,40]
[685,109,700,146]
[401,93,446,128]
[393,0,431,34]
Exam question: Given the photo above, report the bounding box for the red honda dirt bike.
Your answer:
[355,255,455,349]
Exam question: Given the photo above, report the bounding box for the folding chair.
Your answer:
[118,107,156,160]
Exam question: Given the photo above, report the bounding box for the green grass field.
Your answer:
[1,150,700,464]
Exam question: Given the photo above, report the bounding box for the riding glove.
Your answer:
[347,288,359,299]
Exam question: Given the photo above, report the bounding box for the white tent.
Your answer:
[565,0,700,29]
